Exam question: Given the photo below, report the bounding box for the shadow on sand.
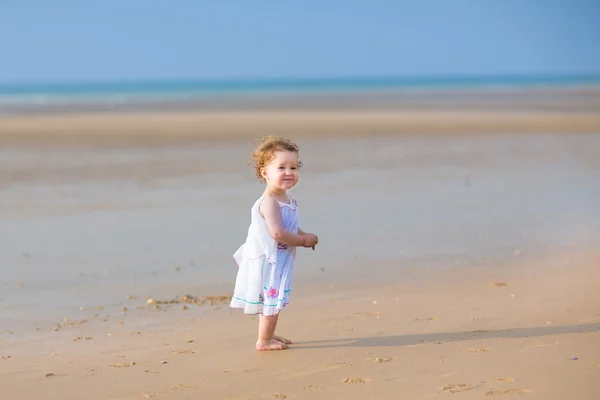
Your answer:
[294,322,600,349]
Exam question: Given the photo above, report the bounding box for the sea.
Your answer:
[1,74,599,114]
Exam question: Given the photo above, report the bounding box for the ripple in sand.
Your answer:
[466,347,491,353]
[349,311,384,318]
[364,356,395,363]
[486,389,531,396]
[146,295,231,307]
[304,384,326,391]
[54,318,88,331]
[326,361,352,369]
[142,384,199,399]
[440,384,474,393]
[341,377,368,384]
[172,349,198,354]
[415,316,438,321]
[495,377,515,382]
[72,336,92,341]
[110,362,136,368]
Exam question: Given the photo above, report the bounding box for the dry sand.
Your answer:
[2,110,600,147]
[1,92,600,399]
[2,250,599,400]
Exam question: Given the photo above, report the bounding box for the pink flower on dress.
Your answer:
[266,286,278,299]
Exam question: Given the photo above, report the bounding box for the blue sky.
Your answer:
[1,1,599,83]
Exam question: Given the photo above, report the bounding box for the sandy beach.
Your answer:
[3,250,600,400]
[2,87,600,147]
[1,89,600,399]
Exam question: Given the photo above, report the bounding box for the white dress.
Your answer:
[230,194,299,316]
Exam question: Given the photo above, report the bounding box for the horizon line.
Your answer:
[2,72,600,89]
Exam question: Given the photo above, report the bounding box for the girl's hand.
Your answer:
[303,233,319,250]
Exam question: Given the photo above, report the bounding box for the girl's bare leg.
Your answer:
[256,314,288,351]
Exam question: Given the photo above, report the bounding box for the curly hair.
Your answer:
[248,136,303,182]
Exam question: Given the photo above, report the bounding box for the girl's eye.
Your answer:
[278,167,285,170]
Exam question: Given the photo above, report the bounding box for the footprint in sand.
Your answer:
[271,394,287,399]
[440,384,474,393]
[340,377,369,384]
[303,384,326,391]
[495,377,515,383]
[486,389,531,396]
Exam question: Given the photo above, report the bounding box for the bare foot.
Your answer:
[273,335,292,345]
[256,339,289,351]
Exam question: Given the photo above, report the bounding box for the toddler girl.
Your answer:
[230,136,318,351]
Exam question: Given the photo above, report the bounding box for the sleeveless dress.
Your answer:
[230,194,299,316]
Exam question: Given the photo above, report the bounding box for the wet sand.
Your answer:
[2,110,600,148]
[1,92,600,398]
[2,87,600,147]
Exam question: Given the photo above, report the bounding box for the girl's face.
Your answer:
[261,150,300,191]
